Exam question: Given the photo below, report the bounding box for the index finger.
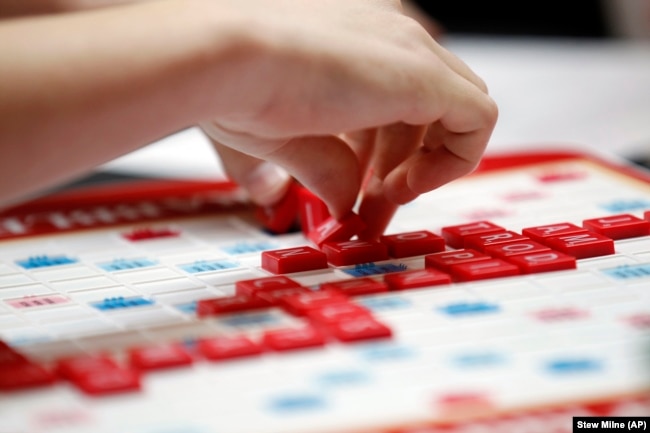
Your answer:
[383,74,498,203]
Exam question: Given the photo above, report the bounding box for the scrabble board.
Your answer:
[1,150,649,433]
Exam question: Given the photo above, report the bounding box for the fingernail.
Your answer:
[244,162,291,206]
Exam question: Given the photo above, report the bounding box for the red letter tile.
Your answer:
[544,232,615,259]
[262,326,326,351]
[424,249,491,273]
[261,246,328,274]
[384,268,452,291]
[58,353,141,396]
[253,286,312,305]
[522,222,587,243]
[57,354,119,381]
[0,340,28,366]
[73,368,141,396]
[198,335,263,361]
[297,187,331,236]
[196,295,270,317]
[450,258,520,282]
[327,317,392,343]
[441,221,505,249]
[306,302,373,325]
[464,231,529,252]
[307,212,366,246]
[254,181,300,234]
[278,290,349,316]
[128,343,193,371]
[582,213,650,240]
[484,239,551,259]
[504,250,576,274]
[321,240,389,266]
[0,363,56,391]
[235,275,302,297]
[380,230,446,258]
[319,277,389,297]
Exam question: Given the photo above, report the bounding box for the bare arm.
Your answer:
[0,0,244,205]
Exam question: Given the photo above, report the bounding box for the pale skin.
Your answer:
[0,0,497,239]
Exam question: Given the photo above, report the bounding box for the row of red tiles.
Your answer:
[2,237,396,394]
[0,297,391,395]
[194,212,650,320]
[257,180,650,244]
[261,212,650,275]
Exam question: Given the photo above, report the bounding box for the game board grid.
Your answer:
[1,158,650,433]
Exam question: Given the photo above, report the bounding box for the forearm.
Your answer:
[0,0,249,206]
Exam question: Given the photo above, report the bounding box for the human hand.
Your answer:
[197,0,497,239]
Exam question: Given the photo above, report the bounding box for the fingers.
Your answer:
[198,6,497,239]
[204,122,362,220]
[207,135,292,207]
[358,174,399,241]
[355,62,496,218]
[382,139,479,205]
[262,135,362,220]
[356,123,425,240]
[349,30,496,237]
[370,123,426,179]
[382,92,497,205]
[340,128,376,178]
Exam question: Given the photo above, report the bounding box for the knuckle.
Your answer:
[481,96,499,128]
